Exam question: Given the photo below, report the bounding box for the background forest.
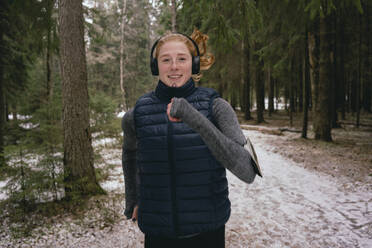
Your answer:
[0,0,371,245]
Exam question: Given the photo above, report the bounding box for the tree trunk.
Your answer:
[313,13,332,141]
[362,2,371,112]
[350,71,357,112]
[284,83,289,111]
[302,31,310,139]
[171,0,177,32]
[246,44,254,120]
[275,78,279,110]
[244,73,252,120]
[308,28,319,112]
[268,66,274,116]
[243,41,252,120]
[356,13,362,128]
[330,13,339,128]
[231,84,237,110]
[5,101,9,122]
[59,0,103,198]
[119,0,127,111]
[46,0,54,102]
[338,13,346,120]
[240,41,245,113]
[256,58,264,123]
[0,0,5,167]
[289,58,295,127]
[298,60,303,113]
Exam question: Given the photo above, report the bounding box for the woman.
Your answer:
[122,29,261,248]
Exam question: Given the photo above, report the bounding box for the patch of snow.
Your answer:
[100,177,124,193]
[225,130,372,248]
[8,154,41,167]
[117,111,126,118]
[92,132,104,138]
[0,179,9,200]
[93,137,117,147]
[8,114,31,120]
[19,122,39,129]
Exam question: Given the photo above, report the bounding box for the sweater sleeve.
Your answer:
[170,97,257,184]
[121,109,139,219]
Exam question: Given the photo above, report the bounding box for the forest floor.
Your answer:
[237,110,372,188]
[0,111,371,247]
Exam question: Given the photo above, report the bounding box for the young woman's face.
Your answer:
[157,41,192,88]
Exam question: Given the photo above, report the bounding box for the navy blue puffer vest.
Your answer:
[133,79,231,238]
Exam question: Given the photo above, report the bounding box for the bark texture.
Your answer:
[313,13,332,141]
[59,0,102,197]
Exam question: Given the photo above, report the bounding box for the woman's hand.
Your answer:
[167,98,182,122]
[132,205,138,221]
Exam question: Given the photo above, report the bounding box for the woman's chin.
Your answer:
[166,80,186,88]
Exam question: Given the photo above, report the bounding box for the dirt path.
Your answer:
[1,130,371,247]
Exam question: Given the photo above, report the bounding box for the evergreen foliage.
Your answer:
[85,0,155,109]
[176,0,370,140]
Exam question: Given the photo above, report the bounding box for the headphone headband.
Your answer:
[150,32,201,76]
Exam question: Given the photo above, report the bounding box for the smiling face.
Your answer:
[157,41,192,88]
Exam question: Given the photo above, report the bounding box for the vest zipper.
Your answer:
[167,119,179,236]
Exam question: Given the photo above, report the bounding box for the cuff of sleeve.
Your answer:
[170,98,187,118]
[124,202,136,219]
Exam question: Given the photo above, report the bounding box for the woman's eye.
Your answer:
[178,57,186,61]
[161,58,170,63]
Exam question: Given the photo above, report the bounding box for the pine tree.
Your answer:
[59,0,103,198]
[0,0,5,167]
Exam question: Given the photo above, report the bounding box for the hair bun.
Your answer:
[190,28,215,72]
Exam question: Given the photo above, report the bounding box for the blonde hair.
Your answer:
[154,28,215,82]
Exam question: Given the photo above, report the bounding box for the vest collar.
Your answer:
[155,78,196,102]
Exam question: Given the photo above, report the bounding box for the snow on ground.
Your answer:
[7,114,31,120]
[225,130,372,247]
[1,130,371,247]
[0,179,9,201]
[117,111,126,118]
[93,137,117,147]
[77,130,372,247]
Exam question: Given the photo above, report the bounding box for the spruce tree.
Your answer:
[59,0,103,198]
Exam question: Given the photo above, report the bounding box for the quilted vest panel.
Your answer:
[133,81,231,237]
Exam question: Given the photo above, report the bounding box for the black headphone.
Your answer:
[150,33,200,76]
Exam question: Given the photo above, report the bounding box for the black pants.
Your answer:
[144,225,225,248]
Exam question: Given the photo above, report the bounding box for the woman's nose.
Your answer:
[170,59,178,69]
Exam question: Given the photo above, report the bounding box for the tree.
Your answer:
[0,0,5,167]
[302,31,311,138]
[0,0,43,167]
[119,0,128,111]
[313,2,332,141]
[306,0,364,140]
[170,0,177,32]
[59,0,103,198]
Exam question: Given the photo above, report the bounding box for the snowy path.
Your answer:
[1,130,371,247]
[225,130,372,248]
[100,130,371,248]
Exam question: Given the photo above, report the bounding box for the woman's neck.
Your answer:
[155,78,196,102]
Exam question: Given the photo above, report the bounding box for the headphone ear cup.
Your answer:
[192,56,200,75]
[151,58,159,76]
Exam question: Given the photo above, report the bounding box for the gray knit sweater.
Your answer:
[122,97,257,219]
